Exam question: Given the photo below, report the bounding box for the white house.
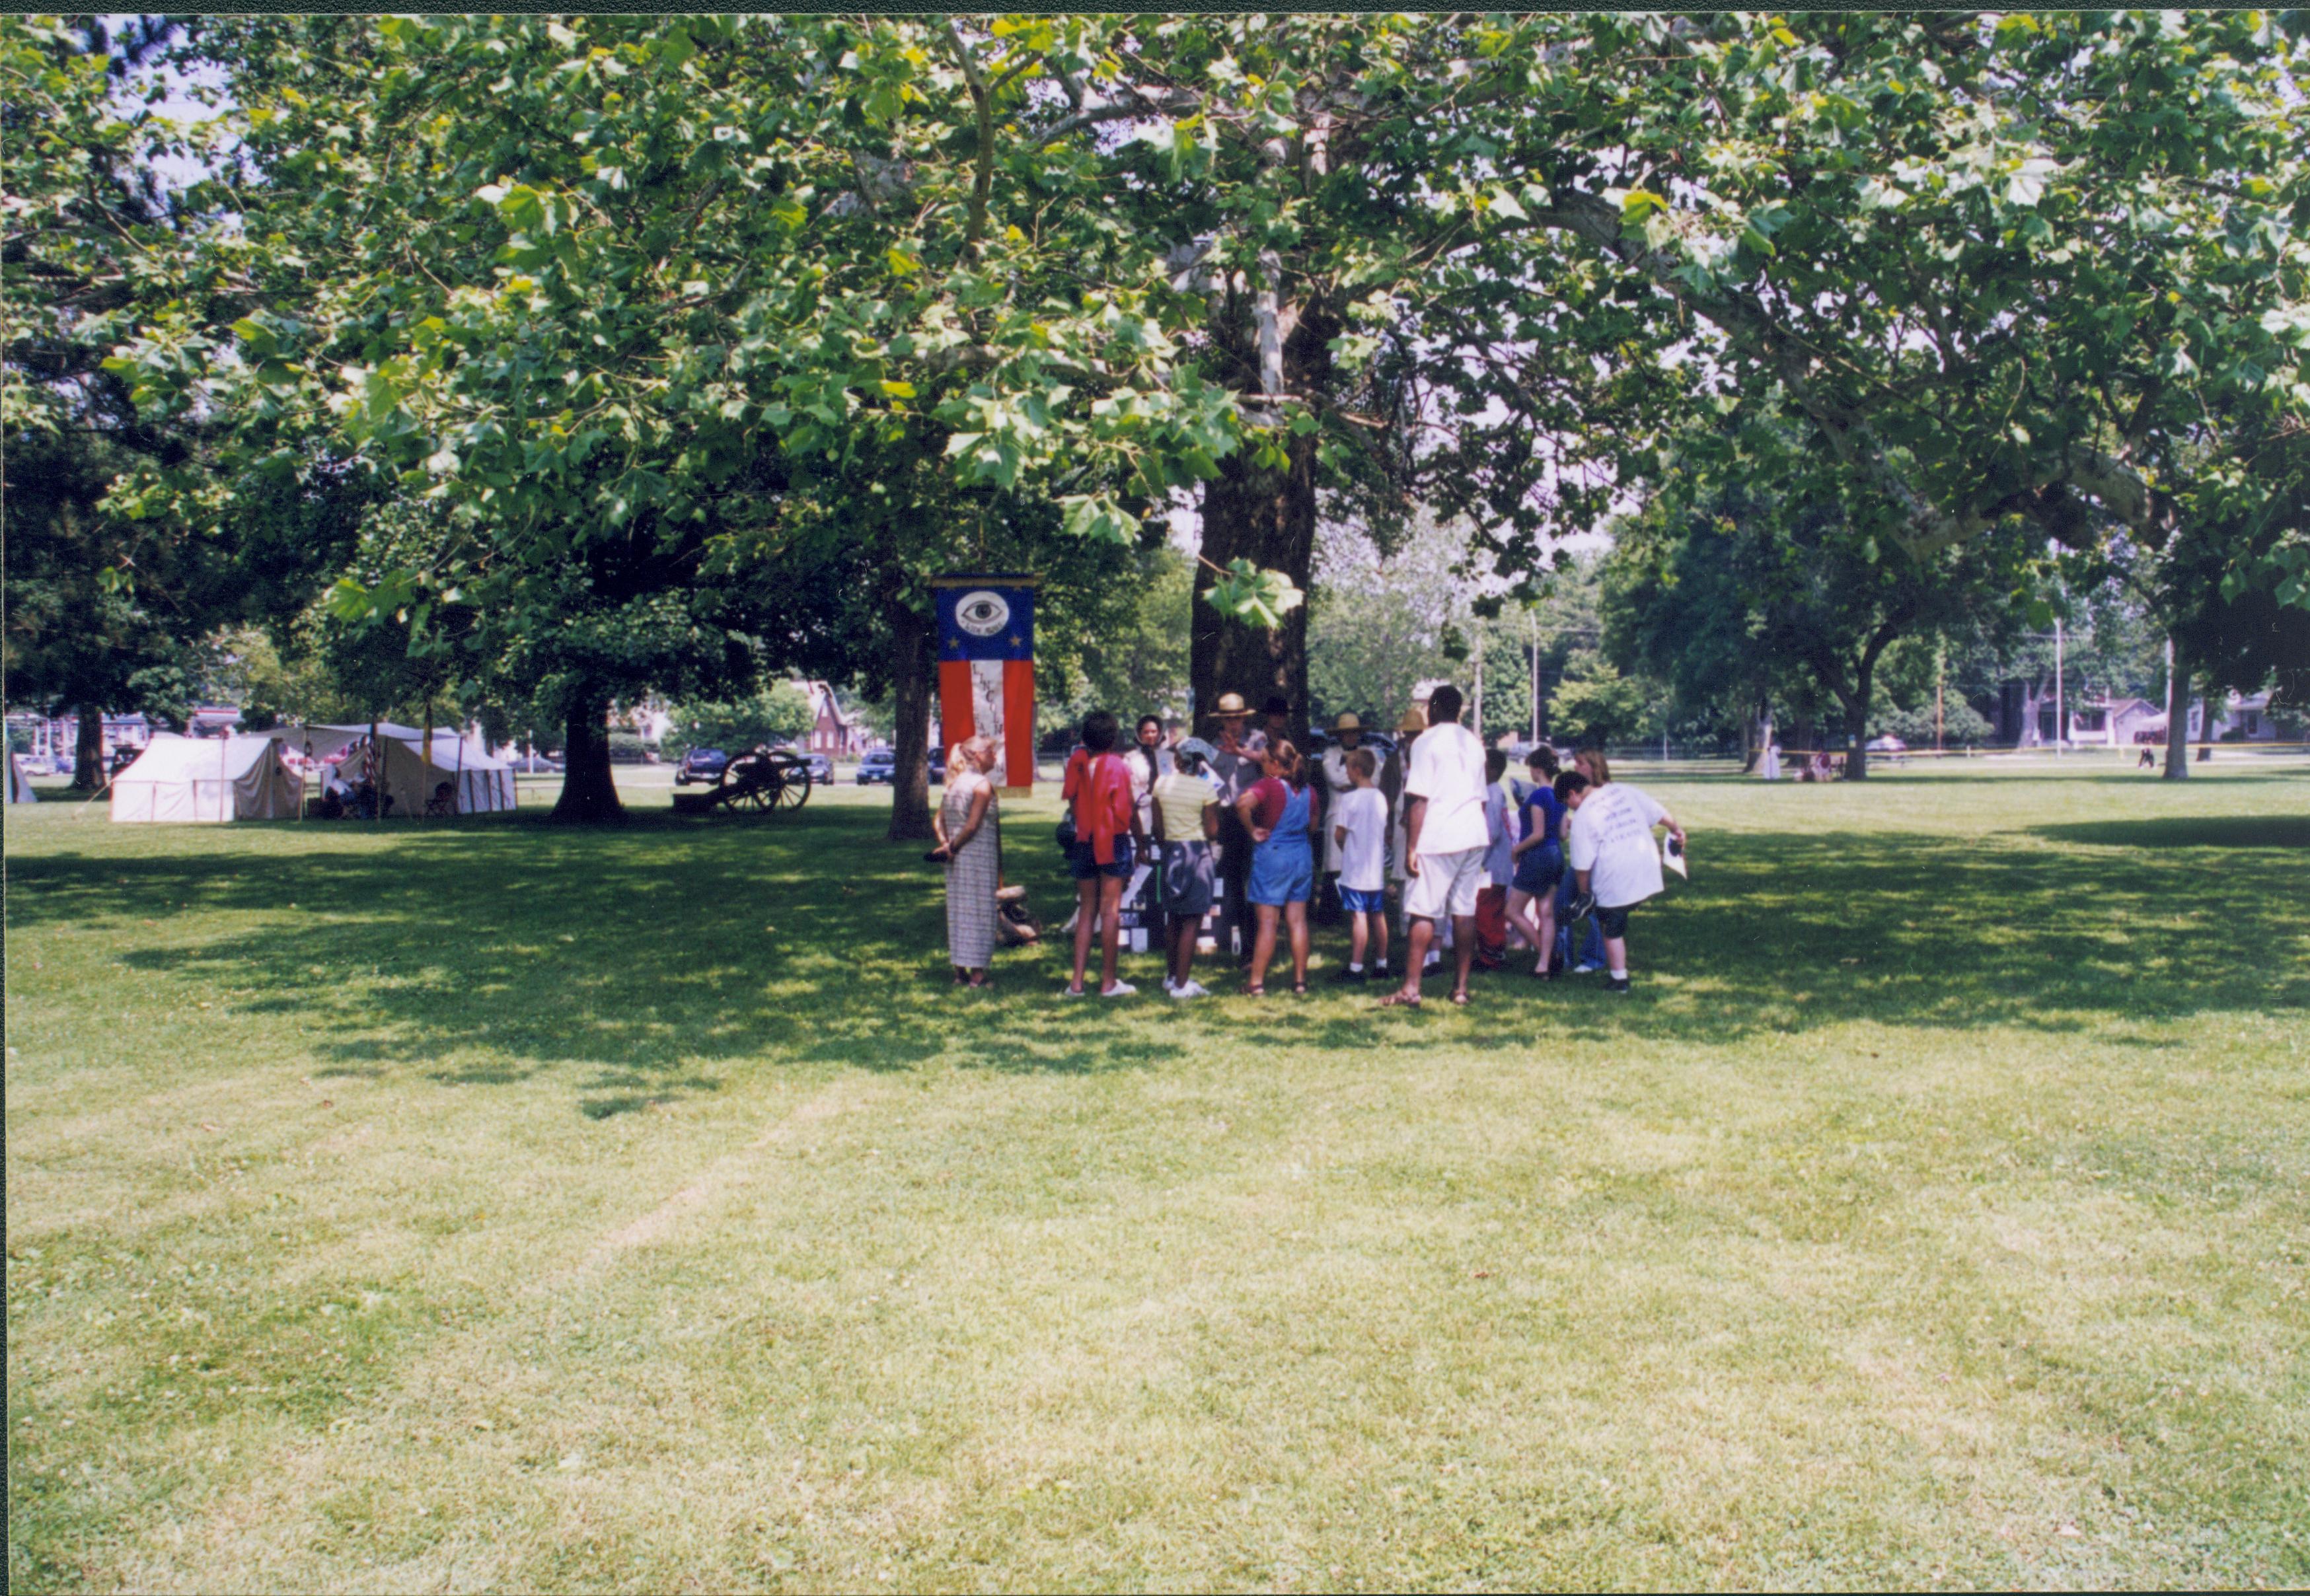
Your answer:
[2191,691,2286,743]
[2068,696,2167,746]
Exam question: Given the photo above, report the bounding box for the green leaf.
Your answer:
[1202,558,1304,629]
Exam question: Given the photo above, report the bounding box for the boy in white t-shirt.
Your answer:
[1561,754,1687,994]
[1329,746,1390,983]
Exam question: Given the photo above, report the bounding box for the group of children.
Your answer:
[1051,685,1688,1005]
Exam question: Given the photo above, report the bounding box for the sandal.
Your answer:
[1450,990,1471,1007]
[1246,983,1267,998]
[1292,980,1308,996]
[1376,991,1422,1010]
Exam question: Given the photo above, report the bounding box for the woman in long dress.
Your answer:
[932,737,1000,986]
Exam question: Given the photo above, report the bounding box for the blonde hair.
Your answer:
[948,736,996,779]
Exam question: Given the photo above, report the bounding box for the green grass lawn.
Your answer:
[7,764,2308,1591]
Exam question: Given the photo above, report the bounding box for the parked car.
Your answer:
[1865,735,1908,753]
[801,752,834,784]
[855,748,939,785]
[508,751,564,774]
[674,747,730,785]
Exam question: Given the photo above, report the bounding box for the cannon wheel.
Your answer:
[767,750,812,811]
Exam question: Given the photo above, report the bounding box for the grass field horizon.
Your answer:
[8,764,2307,1591]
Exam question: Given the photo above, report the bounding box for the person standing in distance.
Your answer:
[1318,711,1366,920]
[1061,710,1143,998]
[1206,692,1261,965]
[1153,737,1223,999]
[1380,684,1489,1009]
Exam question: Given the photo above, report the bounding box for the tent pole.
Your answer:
[369,719,379,820]
[422,696,435,819]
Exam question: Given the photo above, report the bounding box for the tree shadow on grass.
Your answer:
[10,800,2308,1114]
[2031,815,2310,850]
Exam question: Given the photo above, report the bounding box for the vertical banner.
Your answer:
[933,575,1037,794]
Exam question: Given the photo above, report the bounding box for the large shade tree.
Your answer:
[978,13,2305,739]
[106,14,1255,829]
[1,17,243,785]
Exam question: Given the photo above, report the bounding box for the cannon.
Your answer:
[670,744,813,815]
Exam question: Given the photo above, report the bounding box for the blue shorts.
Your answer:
[1513,842,1565,897]
[1068,837,1135,882]
[1248,842,1314,908]
[1339,885,1387,916]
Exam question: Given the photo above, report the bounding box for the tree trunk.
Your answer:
[73,704,105,790]
[886,597,936,842]
[1840,655,1881,781]
[1189,289,1335,741]
[1193,440,1317,739]
[2163,643,2191,780]
[550,690,624,822]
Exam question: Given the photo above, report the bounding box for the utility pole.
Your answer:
[1530,611,1541,746]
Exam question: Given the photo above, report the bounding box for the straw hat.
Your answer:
[1397,706,1427,734]
[1333,711,1362,733]
[1212,692,1251,719]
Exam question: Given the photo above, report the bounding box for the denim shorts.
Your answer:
[1513,841,1565,896]
[1068,836,1135,882]
[1339,885,1387,916]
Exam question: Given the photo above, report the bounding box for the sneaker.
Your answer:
[1605,975,1631,994]
[1162,976,1178,992]
[1100,980,1136,998]
[1170,979,1209,1000]
[1374,962,1391,979]
[1062,985,1090,998]
[1574,960,1607,974]
[1333,966,1368,984]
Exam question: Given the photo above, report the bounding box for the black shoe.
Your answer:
[1333,966,1368,984]
[1605,975,1631,994]
[1373,962,1390,978]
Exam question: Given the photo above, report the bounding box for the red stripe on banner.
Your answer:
[938,660,976,760]
[1002,659,1036,791]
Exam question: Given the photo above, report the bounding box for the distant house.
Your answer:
[2069,696,2166,746]
[2194,690,2284,743]
[796,680,869,758]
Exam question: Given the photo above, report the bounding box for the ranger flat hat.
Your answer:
[1212,692,1251,717]
[1333,711,1362,733]
[1397,706,1428,733]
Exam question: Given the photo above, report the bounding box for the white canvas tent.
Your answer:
[111,734,301,822]
[291,722,427,760]
[373,735,515,816]
[9,750,36,803]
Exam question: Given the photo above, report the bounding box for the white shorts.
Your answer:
[1403,846,1485,921]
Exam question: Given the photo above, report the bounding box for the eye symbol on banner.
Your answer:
[954,591,1012,637]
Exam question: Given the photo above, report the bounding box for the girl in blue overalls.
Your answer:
[1238,739,1320,996]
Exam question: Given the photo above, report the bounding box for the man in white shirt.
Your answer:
[1381,684,1490,1009]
